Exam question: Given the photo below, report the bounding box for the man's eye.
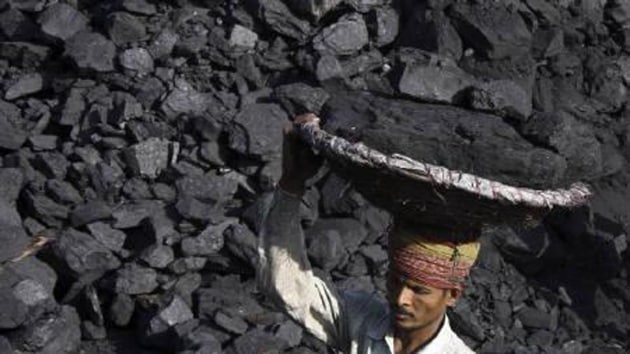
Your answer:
[411,286,429,294]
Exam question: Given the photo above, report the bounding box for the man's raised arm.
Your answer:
[256,114,348,350]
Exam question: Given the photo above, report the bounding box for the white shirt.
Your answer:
[257,189,475,354]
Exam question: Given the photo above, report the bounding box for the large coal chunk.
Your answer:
[369,6,399,48]
[0,168,24,204]
[122,178,153,202]
[340,46,384,80]
[605,0,630,47]
[223,223,259,268]
[229,328,289,353]
[519,111,604,182]
[51,228,121,283]
[273,83,330,116]
[196,286,265,324]
[0,285,28,329]
[0,8,39,41]
[31,152,69,179]
[228,103,288,161]
[4,73,44,100]
[274,320,303,349]
[305,218,368,255]
[0,211,29,263]
[160,79,213,118]
[396,49,474,104]
[45,179,83,205]
[347,0,389,13]
[0,196,23,226]
[55,87,85,126]
[111,200,165,229]
[181,221,233,257]
[70,200,112,227]
[315,54,344,82]
[176,172,239,204]
[465,79,533,120]
[168,257,207,275]
[448,298,485,342]
[124,138,173,179]
[313,13,369,56]
[110,91,144,125]
[119,47,154,75]
[0,114,28,150]
[448,2,532,60]
[585,57,628,114]
[286,0,341,21]
[28,135,59,151]
[229,24,258,52]
[8,305,81,354]
[119,0,157,15]
[175,197,223,224]
[247,0,311,41]
[109,293,135,327]
[0,199,29,263]
[23,191,70,227]
[593,286,629,336]
[114,262,158,295]
[140,244,174,269]
[324,91,569,189]
[214,310,248,334]
[0,42,52,69]
[516,306,553,330]
[306,228,347,271]
[137,295,194,350]
[0,336,12,353]
[64,31,116,72]
[135,213,177,249]
[149,28,178,59]
[37,2,88,41]
[178,324,223,353]
[107,12,147,45]
[399,4,461,59]
[524,0,561,26]
[0,258,57,330]
[86,222,127,253]
[492,225,559,276]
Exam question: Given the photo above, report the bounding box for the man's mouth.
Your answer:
[394,310,412,321]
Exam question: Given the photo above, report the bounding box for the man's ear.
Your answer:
[445,288,462,307]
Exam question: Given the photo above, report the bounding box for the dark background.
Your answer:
[0,0,628,353]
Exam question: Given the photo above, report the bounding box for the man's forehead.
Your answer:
[389,270,429,288]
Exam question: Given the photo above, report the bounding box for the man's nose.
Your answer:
[396,285,414,307]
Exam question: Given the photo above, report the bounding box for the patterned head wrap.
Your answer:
[388,224,481,290]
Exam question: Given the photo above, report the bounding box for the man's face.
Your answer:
[385,269,460,331]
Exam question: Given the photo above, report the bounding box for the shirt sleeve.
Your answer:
[256,188,348,350]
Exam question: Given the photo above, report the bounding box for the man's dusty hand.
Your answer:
[278,113,323,196]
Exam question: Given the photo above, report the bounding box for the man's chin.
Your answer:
[393,316,416,330]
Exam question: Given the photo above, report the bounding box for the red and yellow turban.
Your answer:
[388,224,481,290]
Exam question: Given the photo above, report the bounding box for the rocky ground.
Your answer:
[0,0,629,353]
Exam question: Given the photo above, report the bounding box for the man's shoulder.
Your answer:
[445,337,475,354]
[443,328,475,354]
[436,315,475,354]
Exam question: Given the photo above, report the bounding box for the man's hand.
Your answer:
[278,113,323,196]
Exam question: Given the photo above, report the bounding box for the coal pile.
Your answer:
[0,0,628,353]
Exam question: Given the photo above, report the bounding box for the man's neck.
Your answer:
[393,314,445,354]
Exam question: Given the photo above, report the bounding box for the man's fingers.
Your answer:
[294,113,320,125]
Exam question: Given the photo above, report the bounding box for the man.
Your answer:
[257,114,480,353]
